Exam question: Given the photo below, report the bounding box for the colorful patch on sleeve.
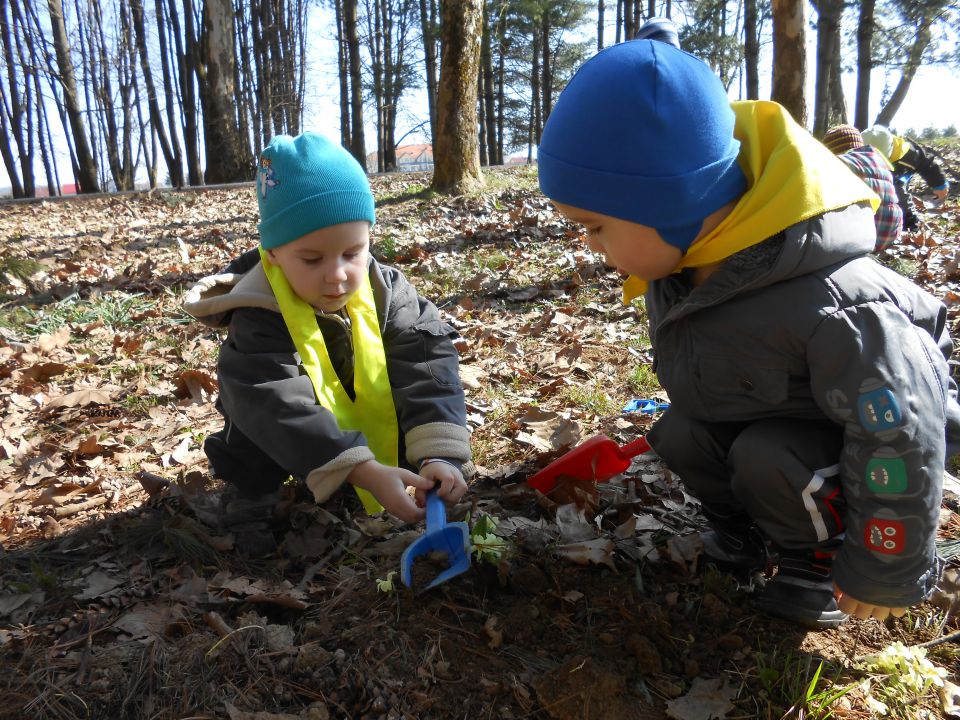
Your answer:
[857,386,901,433]
[865,456,908,494]
[865,517,905,554]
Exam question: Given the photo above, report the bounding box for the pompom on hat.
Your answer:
[537,40,746,251]
[256,132,375,249]
[635,17,680,48]
[822,125,866,155]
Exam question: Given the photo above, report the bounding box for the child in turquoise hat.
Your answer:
[185,132,471,548]
[538,40,960,629]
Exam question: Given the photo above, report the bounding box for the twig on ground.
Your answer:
[50,495,110,518]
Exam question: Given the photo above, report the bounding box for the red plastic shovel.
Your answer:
[528,435,651,493]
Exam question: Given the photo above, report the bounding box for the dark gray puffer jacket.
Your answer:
[184,249,471,503]
[645,203,960,607]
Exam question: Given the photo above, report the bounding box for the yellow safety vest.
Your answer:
[259,248,399,514]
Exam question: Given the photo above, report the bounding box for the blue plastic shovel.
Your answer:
[400,489,471,592]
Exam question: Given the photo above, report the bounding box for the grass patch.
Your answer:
[885,256,920,280]
[628,363,660,396]
[2,292,162,337]
[753,650,853,719]
[561,382,617,415]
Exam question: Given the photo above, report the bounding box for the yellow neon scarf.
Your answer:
[259,248,398,514]
[889,135,909,164]
[623,101,880,303]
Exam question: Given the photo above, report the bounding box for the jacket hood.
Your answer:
[183,261,279,328]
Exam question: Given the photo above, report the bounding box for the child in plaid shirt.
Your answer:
[822,125,903,252]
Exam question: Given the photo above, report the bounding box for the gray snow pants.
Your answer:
[647,409,846,550]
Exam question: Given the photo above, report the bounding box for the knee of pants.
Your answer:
[727,431,779,501]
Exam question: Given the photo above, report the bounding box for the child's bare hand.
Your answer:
[416,461,467,506]
[834,584,907,621]
[347,460,433,523]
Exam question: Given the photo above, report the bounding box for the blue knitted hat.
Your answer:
[538,40,746,251]
[256,132,375,249]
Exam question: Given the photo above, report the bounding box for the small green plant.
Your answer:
[885,256,920,280]
[753,651,853,720]
[628,364,660,396]
[0,254,44,287]
[858,641,949,716]
[469,513,508,564]
[562,383,617,415]
[477,251,510,272]
[9,292,161,337]
[374,233,400,262]
[376,571,398,593]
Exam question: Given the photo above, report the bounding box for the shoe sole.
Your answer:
[755,596,848,630]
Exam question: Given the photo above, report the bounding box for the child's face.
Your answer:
[266,221,370,313]
[552,202,682,281]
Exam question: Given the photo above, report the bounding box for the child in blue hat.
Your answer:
[185,132,470,540]
[538,40,960,629]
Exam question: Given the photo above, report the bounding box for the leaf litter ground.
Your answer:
[1,162,959,720]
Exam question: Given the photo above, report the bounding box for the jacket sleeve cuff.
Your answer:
[305,445,376,503]
[404,422,472,466]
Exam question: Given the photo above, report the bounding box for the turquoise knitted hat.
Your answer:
[538,40,746,251]
[256,132,375,249]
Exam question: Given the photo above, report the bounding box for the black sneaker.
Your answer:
[755,550,848,630]
[698,508,774,575]
[699,526,773,574]
[219,488,284,557]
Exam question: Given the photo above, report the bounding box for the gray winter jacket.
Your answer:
[646,202,960,606]
[184,249,471,503]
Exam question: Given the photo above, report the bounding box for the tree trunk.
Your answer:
[198,0,251,183]
[367,0,385,171]
[431,0,483,193]
[771,0,806,127]
[478,64,487,165]
[419,0,438,147]
[494,3,505,165]
[481,0,497,164]
[811,0,843,137]
[46,0,100,192]
[131,0,182,186]
[827,32,846,127]
[540,4,552,128]
[170,0,203,184]
[344,0,367,168]
[874,3,945,127]
[335,0,351,148]
[0,0,26,197]
[743,0,759,99]
[154,0,185,183]
[529,23,541,155]
[853,0,874,129]
[623,0,634,39]
[597,0,604,50]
